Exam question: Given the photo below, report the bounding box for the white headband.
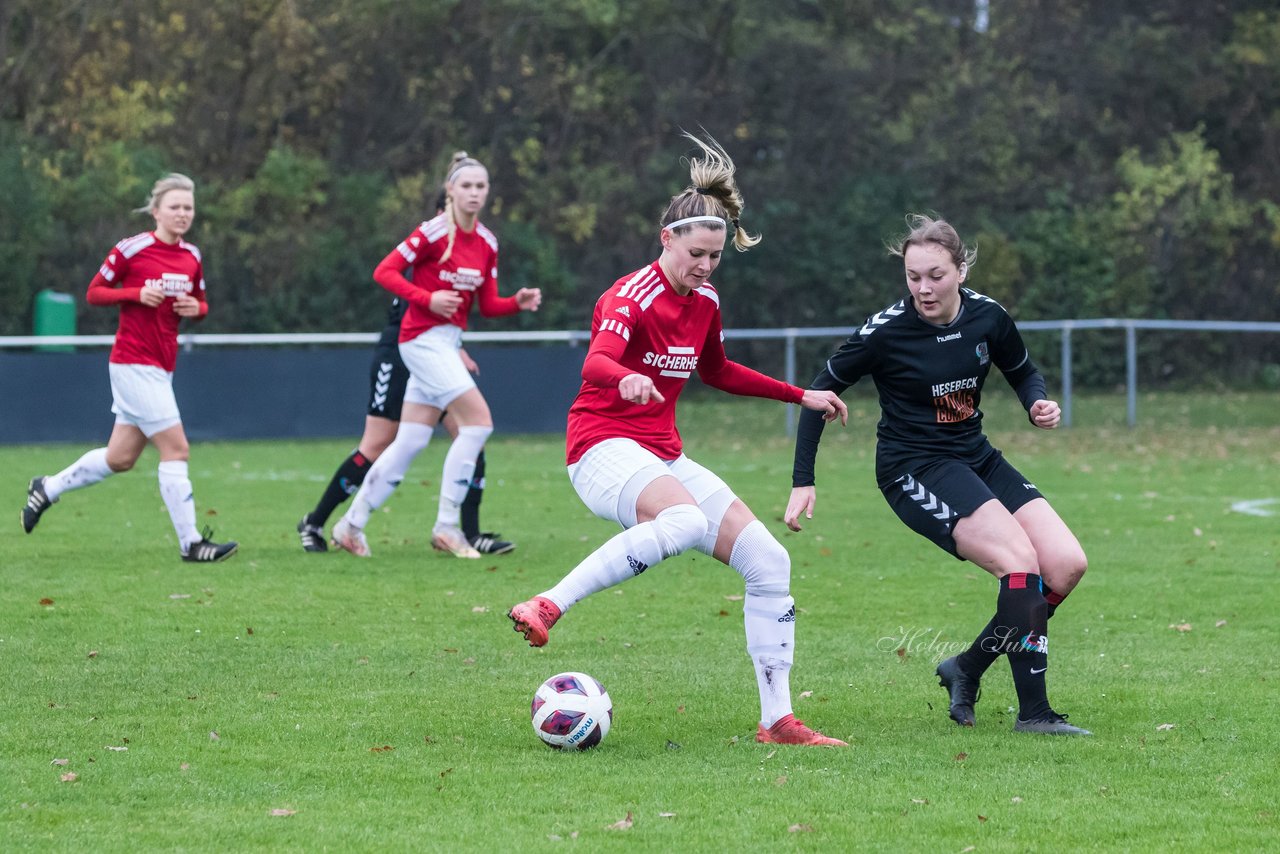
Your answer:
[664,215,728,232]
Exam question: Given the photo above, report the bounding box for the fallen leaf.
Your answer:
[51,758,69,766]
[87,650,99,658]
[547,835,562,842]
[439,768,453,779]
[799,691,813,699]
[765,749,777,760]
[169,594,190,600]
[1011,796,1023,804]
[1215,620,1227,628]
[961,847,976,853]
[718,610,730,617]
[666,740,682,751]
[911,798,929,805]
[1156,723,1176,731]
[774,776,788,786]
[104,745,127,752]
[209,731,220,741]
[370,745,395,752]
[978,814,988,823]
[605,812,633,831]
[896,647,907,658]
[1193,527,1203,537]
[955,752,968,761]
[39,598,54,606]
[60,772,78,782]
[471,606,488,613]
[658,812,676,818]
[1169,623,1192,632]
[676,705,685,714]
[180,763,190,771]
[269,809,296,817]
[246,627,254,635]
[788,824,813,833]
[723,594,743,602]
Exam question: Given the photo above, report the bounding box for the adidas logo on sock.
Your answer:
[627,555,649,576]
[777,605,796,623]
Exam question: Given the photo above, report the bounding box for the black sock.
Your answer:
[997,572,1051,721]
[460,449,485,539]
[959,582,1067,677]
[308,450,372,528]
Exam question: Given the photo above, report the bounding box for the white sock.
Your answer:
[158,460,201,550]
[728,521,798,728]
[437,425,491,527]
[744,593,796,728]
[543,504,707,611]
[45,447,113,501]
[346,422,433,528]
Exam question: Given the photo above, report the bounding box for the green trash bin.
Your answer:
[33,289,76,352]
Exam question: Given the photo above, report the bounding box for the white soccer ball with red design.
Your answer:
[530,671,612,750]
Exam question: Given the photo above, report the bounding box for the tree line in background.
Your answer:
[2,0,1278,388]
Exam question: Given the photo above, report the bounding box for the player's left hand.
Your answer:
[459,347,479,375]
[1029,399,1061,430]
[516,287,542,311]
[172,294,202,317]
[800,389,848,425]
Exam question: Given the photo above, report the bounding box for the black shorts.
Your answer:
[367,343,409,421]
[880,448,1043,559]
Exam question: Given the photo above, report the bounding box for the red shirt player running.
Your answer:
[21,173,237,562]
[508,133,849,747]
[330,151,541,559]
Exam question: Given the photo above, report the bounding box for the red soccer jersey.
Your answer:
[371,213,518,343]
[85,232,207,372]
[565,261,804,464]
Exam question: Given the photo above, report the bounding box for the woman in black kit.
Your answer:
[786,215,1090,735]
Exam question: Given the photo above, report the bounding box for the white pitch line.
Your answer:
[1229,498,1278,517]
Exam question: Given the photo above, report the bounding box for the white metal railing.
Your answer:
[3,319,1278,430]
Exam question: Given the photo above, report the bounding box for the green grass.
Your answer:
[2,392,1278,851]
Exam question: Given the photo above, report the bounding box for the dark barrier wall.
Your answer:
[0,345,584,444]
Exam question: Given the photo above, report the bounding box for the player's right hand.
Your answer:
[784,486,817,532]
[430,289,464,318]
[138,285,166,307]
[618,373,665,406]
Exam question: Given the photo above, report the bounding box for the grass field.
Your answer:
[2,392,1277,851]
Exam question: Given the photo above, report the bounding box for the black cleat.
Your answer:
[936,655,981,727]
[182,526,239,563]
[1014,711,1092,736]
[469,531,515,555]
[21,476,54,534]
[297,515,328,553]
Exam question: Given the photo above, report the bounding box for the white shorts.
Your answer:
[109,362,182,437]
[399,325,476,411]
[568,438,734,530]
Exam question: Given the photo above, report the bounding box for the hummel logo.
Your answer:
[1023,483,1037,490]
[627,555,649,576]
[1030,667,1047,675]
[615,305,630,317]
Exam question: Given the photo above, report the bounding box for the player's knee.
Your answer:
[394,421,435,454]
[652,504,708,558]
[106,456,135,473]
[730,520,791,597]
[456,424,493,444]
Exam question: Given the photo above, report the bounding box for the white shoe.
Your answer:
[331,517,371,557]
[432,523,481,559]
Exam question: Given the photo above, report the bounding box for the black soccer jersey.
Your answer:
[793,289,1046,488]
[375,297,408,350]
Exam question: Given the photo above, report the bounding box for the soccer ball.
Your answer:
[530,671,612,750]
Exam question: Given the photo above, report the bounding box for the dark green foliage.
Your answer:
[2,0,1277,385]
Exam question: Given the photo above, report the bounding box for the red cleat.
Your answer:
[507,596,562,647]
[756,713,848,747]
